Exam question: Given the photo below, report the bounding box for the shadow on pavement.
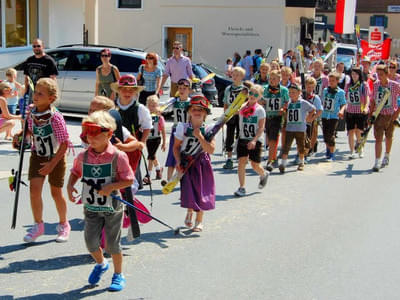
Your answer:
[6,285,109,299]
[0,253,93,274]
[0,240,53,259]
[22,218,84,235]
[328,163,372,178]
[121,228,199,249]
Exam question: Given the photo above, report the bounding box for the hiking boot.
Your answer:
[88,260,109,285]
[56,221,71,243]
[23,222,44,243]
[234,187,246,197]
[223,159,234,169]
[109,273,126,292]
[258,172,269,189]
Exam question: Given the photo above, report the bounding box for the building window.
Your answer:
[370,15,388,28]
[2,0,38,49]
[118,0,142,9]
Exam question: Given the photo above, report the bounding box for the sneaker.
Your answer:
[381,156,389,168]
[264,160,274,172]
[272,160,279,169]
[359,149,364,158]
[279,164,285,174]
[349,152,357,160]
[109,273,126,292]
[55,221,71,243]
[297,163,304,171]
[155,169,162,180]
[372,161,381,172]
[223,159,234,169]
[258,172,269,189]
[88,260,109,285]
[394,119,400,127]
[143,175,151,185]
[234,187,246,197]
[23,222,44,243]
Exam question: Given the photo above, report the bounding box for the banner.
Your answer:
[334,0,357,34]
[360,39,392,61]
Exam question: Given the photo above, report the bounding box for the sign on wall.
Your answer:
[368,26,384,45]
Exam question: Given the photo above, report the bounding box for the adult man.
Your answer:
[284,49,294,71]
[241,50,253,80]
[160,41,194,97]
[23,39,58,92]
[370,65,400,171]
[252,49,263,73]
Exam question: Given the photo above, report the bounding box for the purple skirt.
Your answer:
[180,152,215,211]
[165,127,176,167]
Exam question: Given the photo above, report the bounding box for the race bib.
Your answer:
[149,115,160,138]
[348,90,361,105]
[181,127,205,155]
[82,163,114,212]
[33,123,58,157]
[323,94,335,113]
[376,87,391,108]
[228,88,242,104]
[240,116,258,139]
[173,101,189,123]
[265,97,282,112]
[315,78,322,97]
[287,102,301,125]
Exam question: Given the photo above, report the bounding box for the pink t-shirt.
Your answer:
[158,115,165,131]
[371,80,400,115]
[71,142,134,182]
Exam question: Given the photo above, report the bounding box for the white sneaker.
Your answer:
[349,152,357,159]
[373,161,381,172]
[55,222,71,243]
[381,156,389,168]
[359,149,364,158]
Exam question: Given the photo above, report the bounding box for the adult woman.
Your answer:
[0,82,21,139]
[137,52,162,105]
[95,48,120,100]
[233,52,241,67]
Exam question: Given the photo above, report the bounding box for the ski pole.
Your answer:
[82,178,180,235]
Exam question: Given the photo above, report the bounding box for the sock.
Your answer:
[98,259,107,267]
[148,169,153,178]
[282,159,288,167]
[299,158,304,164]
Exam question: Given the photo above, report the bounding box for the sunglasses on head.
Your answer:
[191,97,209,108]
[82,122,111,137]
[249,91,260,98]
[178,79,191,87]
[119,76,136,86]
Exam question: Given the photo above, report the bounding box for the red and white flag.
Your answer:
[334,0,357,34]
[360,39,392,61]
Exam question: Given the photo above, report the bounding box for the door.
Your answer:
[167,27,192,58]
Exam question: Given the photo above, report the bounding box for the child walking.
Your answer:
[162,78,192,185]
[5,68,23,115]
[14,78,71,243]
[234,84,269,197]
[67,110,134,291]
[173,94,215,232]
[143,95,166,184]
[279,84,316,173]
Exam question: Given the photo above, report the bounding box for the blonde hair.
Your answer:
[92,96,115,110]
[83,110,116,131]
[232,66,246,77]
[259,63,270,71]
[305,77,317,86]
[270,61,280,71]
[36,78,59,100]
[269,70,281,79]
[146,94,159,106]
[250,84,264,95]
[281,66,292,75]
[328,72,341,80]
[5,68,17,77]
[0,82,11,96]
[313,58,324,67]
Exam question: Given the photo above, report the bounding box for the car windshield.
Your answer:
[337,55,354,70]
[337,47,355,56]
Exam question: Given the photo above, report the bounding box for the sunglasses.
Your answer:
[178,79,191,87]
[82,122,111,137]
[101,54,110,58]
[32,45,41,48]
[389,66,397,69]
[173,47,181,50]
[249,91,260,97]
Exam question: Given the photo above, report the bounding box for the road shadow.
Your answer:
[0,240,54,259]
[328,163,372,178]
[6,285,109,299]
[0,253,93,274]
[121,228,199,249]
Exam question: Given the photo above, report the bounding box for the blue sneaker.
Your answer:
[109,273,126,292]
[88,261,109,285]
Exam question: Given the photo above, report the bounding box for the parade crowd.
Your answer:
[0,38,400,292]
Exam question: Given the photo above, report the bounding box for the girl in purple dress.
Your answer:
[173,95,216,232]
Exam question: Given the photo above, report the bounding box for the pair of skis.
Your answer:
[355,88,391,154]
[10,77,34,229]
[162,87,249,195]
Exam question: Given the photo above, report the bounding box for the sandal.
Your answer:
[192,221,203,232]
[184,212,193,228]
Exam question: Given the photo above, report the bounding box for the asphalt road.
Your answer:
[1,108,400,300]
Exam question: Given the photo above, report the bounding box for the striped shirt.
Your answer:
[139,65,162,92]
[371,80,400,115]
[345,82,369,114]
